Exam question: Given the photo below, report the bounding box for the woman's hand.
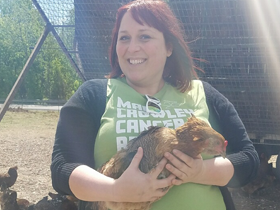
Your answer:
[112,147,175,202]
[164,149,205,185]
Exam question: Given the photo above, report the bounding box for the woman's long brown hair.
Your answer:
[107,0,200,92]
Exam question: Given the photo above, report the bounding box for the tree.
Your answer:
[0,0,82,100]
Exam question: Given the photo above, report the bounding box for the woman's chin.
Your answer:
[125,76,146,86]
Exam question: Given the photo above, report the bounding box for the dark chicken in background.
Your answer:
[241,152,276,194]
[48,192,79,204]
[27,192,78,210]
[0,189,19,210]
[0,166,78,210]
[0,188,30,210]
[0,166,18,190]
[94,115,227,210]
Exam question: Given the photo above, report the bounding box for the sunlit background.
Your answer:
[1,0,280,159]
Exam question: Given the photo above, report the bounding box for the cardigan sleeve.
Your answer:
[51,79,107,195]
[202,81,260,188]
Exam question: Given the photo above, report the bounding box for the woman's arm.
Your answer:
[51,80,106,195]
[164,151,234,186]
[51,80,174,201]
[203,81,259,187]
[164,81,259,187]
[69,148,175,202]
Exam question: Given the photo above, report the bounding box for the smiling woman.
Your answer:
[115,11,172,94]
[51,1,259,210]
[107,0,196,94]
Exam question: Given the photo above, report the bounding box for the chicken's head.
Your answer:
[176,115,227,158]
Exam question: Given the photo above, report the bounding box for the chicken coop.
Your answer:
[29,0,280,177]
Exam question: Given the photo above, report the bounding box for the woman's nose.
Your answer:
[127,39,141,52]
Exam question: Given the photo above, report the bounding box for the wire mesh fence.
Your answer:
[34,0,280,142]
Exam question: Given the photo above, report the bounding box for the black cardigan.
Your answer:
[51,79,259,210]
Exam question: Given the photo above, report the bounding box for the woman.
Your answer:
[51,1,259,209]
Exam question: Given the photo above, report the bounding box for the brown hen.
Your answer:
[0,166,18,190]
[94,115,227,210]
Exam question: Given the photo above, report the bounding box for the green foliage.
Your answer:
[0,0,82,100]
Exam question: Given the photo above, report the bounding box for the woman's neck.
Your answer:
[126,78,165,96]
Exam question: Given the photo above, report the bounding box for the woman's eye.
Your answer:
[119,36,130,41]
[140,35,151,40]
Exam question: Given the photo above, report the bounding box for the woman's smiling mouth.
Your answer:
[128,59,146,64]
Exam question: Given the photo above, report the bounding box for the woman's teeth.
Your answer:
[129,59,145,64]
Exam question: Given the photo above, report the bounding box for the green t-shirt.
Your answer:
[94,77,226,210]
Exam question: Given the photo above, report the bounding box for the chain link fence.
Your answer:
[34,0,280,146]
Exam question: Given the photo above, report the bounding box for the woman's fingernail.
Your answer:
[173,149,178,154]
[166,164,171,169]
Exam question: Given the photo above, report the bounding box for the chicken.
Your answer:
[93,115,227,210]
[48,192,78,210]
[28,193,78,210]
[241,153,276,194]
[0,189,18,210]
[28,196,51,210]
[48,192,78,203]
[17,198,31,210]
[0,188,31,210]
[0,166,18,190]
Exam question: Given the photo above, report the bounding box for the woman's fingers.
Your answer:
[156,173,176,189]
[164,150,204,184]
[164,151,190,179]
[165,149,194,167]
[165,160,188,180]
[129,147,144,170]
[148,156,175,189]
[150,157,168,177]
[116,147,174,202]
[171,178,183,186]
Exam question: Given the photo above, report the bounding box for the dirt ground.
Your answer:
[0,110,280,209]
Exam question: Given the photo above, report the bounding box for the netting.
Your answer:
[34,0,280,143]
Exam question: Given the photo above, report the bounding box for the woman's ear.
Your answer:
[166,43,173,57]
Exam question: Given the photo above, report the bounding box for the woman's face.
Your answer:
[116,11,172,88]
